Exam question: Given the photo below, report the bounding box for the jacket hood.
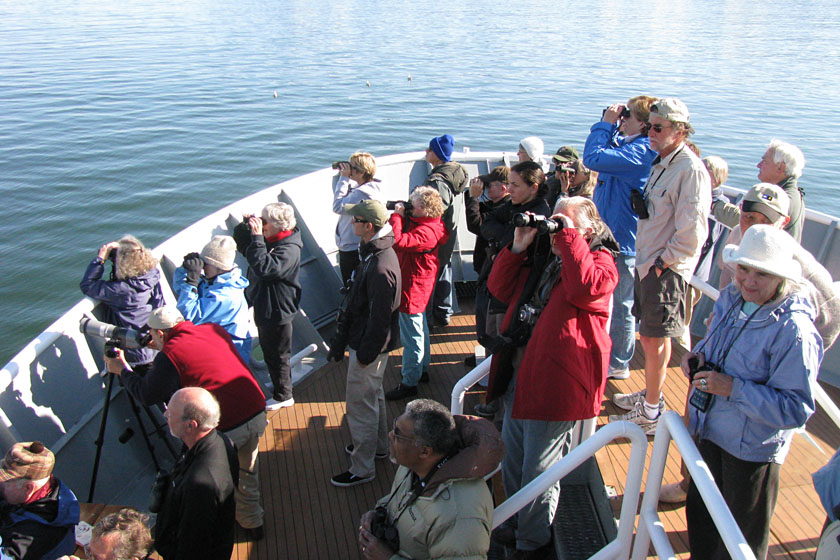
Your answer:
[589,227,621,257]
[360,223,395,257]
[124,267,161,292]
[422,415,504,496]
[209,266,249,289]
[431,161,469,193]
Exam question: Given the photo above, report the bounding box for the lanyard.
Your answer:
[695,296,764,371]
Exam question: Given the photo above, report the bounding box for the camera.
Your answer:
[370,506,400,551]
[386,200,414,213]
[512,213,562,235]
[518,303,543,326]
[79,317,152,358]
[331,161,349,170]
[148,470,171,513]
[687,356,716,412]
[629,189,649,220]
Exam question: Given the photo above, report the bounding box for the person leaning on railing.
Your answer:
[682,225,823,560]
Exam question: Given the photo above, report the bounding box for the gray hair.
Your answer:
[403,399,459,456]
[179,387,221,430]
[262,202,296,231]
[92,508,153,560]
[115,235,158,281]
[703,156,729,187]
[767,139,805,178]
[554,196,608,238]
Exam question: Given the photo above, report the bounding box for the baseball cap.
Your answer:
[148,306,185,330]
[343,199,389,228]
[741,182,790,222]
[552,146,580,163]
[476,165,510,185]
[650,98,692,126]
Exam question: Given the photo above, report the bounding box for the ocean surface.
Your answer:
[2,0,840,365]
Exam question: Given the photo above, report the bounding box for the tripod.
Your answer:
[88,369,179,503]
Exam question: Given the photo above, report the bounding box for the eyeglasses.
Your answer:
[649,123,673,134]
[353,216,368,224]
[260,217,267,225]
[349,164,364,174]
[391,418,415,443]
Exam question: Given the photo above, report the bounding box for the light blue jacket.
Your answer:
[584,122,656,255]
[689,284,823,464]
[173,266,252,361]
[333,176,384,251]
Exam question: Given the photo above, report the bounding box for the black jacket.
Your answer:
[464,192,510,275]
[233,222,302,326]
[479,196,552,282]
[155,430,238,560]
[346,226,402,365]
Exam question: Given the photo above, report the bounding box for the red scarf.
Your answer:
[266,230,293,243]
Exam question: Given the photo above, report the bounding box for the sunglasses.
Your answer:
[649,123,673,133]
[391,418,415,443]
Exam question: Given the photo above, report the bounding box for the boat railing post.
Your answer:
[449,358,491,415]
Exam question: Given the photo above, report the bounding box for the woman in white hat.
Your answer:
[682,224,823,560]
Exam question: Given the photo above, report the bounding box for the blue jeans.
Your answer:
[501,373,574,551]
[428,263,458,322]
[609,254,636,371]
[398,312,430,386]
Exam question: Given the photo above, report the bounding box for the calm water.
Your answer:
[2,0,840,365]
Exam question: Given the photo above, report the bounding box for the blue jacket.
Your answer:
[173,266,252,361]
[584,122,656,255]
[80,258,165,365]
[689,285,823,464]
[814,447,840,521]
[0,478,80,560]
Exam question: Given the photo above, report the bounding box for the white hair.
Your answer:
[262,202,296,231]
[768,139,805,179]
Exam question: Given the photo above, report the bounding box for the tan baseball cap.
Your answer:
[742,182,790,222]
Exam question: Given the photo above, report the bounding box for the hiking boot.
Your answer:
[474,401,499,418]
[385,383,418,401]
[608,402,662,435]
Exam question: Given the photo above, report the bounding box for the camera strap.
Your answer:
[695,295,764,371]
[381,455,452,526]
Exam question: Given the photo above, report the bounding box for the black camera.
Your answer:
[370,506,400,551]
[148,470,171,513]
[629,189,649,220]
[512,213,562,235]
[79,317,152,358]
[687,356,716,412]
[518,303,543,326]
[386,200,414,213]
[331,161,349,170]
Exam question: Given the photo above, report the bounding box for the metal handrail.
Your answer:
[631,411,756,560]
[450,358,491,415]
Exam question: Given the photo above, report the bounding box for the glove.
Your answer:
[326,342,346,362]
[182,252,203,286]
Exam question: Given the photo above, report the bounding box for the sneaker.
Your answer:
[330,470,374,487]
[612,389,646,410]
[345,444,388,460]
[474,401,499,418]
[385,383,418,401]
[608,402,662,435]
[659,481,688,504]
[420,370,430,383]
[608,366,631,380]
[266,397,294,410]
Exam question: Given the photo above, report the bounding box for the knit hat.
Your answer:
[0,442,55,481]
[200,236,237,270]
[148,306,185,330]
[741,183,790,223]
[552,146,580,163]
[519,136,545,162]
[722,225,801,282]
[343,199,389,228]
[429,134,454,162]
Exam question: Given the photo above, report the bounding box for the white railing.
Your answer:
[632,411,755,560]
[450,358,491,415]
[493,421,648,560]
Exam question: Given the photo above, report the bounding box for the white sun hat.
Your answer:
[722,224,801,282]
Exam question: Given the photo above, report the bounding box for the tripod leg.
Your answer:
[123,391,162,471]
[141,403,179,459]
[88,372,115,503]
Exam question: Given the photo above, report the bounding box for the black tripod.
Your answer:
[88,368,178,503]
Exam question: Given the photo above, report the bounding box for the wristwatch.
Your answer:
[654,256,667,271]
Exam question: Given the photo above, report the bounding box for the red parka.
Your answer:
[486,228,617,421]
[389,213,448,314]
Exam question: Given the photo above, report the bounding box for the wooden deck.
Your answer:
[230,299,839,560]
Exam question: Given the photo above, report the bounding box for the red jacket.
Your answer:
[389,213,448,314]
[487,229,617,421]
[163,321,266,431]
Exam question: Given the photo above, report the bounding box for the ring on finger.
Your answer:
[700,379,707,387]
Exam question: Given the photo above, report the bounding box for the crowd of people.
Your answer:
[4,98,837,560]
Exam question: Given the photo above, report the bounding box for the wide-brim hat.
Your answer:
[722,224,801,282]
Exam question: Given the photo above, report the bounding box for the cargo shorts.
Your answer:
[633,267,687,338]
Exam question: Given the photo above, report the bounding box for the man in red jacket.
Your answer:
[105,306,268,541]
[385,187,448,400]
[485,197,618,558]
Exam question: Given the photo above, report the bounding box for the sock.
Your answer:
[643,400,660,420]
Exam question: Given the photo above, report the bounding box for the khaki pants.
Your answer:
[345,350,389,478]
[223,411,268,529]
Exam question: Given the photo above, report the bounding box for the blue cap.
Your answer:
[429,134,454,162]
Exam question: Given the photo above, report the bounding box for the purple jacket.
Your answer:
[80,257,165,365]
